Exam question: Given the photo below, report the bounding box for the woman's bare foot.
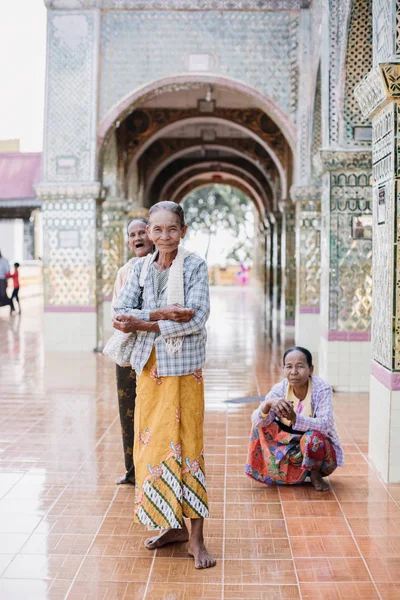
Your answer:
[144,523,189,550]
[310,470,330,492]
[188,539,216,569]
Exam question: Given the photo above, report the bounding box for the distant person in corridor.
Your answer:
[0,250,14,315]
[6,263,21,314]
[246,346,343,492]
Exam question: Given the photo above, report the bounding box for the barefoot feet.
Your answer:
[310,470,330,492]
[188,539,216,569]
[144,523,189,550]
[115,475,135,485]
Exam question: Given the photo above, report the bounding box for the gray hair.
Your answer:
[148,201,185,227]
[127,217,148,232]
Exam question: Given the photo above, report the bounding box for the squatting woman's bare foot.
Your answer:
[310,470,330,492]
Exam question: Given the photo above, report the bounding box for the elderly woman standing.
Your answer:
[111,218,153,486]
[113,201,215,570]
[246,346,343,492]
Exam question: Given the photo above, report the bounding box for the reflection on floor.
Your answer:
[0,288,399,599]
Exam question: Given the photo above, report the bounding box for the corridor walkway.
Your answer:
[0,288,399,599]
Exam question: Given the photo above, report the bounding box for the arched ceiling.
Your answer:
[101,80,293,213]
[159,161,271,216]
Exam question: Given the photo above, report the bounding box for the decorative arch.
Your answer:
[158,162,271,215]
[97,74,296,155]
[123,116,287,200]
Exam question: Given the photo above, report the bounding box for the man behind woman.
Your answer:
[111,218,153,485]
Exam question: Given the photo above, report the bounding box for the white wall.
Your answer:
[0,219,24,264]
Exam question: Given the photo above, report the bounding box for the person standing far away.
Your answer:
[0,250,14,315]
[111,219,154,485]
[6,263,21,314]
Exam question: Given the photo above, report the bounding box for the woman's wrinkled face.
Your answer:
[128,221,153,258]
[147,209,187,253]
[283,350,313,387]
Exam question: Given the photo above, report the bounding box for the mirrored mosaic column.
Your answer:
[271,212,282,338]
[280,202,296,337]
[36,183,101,352]
[318,151,372,392]
[291,185,321,353]
[264,217,274,333]
[355,57,400,481]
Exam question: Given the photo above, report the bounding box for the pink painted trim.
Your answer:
[285,320,295,326]
[321,330,371,341]
[44,305,96,313]
[371,359,400,391]
[300,307,320,314]
[97,74,296,152]
[103,295,112,302]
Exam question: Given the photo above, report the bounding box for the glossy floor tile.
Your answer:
[1,289,399,599]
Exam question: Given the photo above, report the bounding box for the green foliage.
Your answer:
[182,184,253,261]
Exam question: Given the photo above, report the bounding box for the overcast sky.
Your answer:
[0,0,46,152]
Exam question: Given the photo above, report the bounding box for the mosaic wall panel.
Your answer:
[46,0,304,8]
[342,0,372,145]
[373,0,392,65]
[297,200,321,309]
[100,12,299,121]
[273,213,283,314]
[328,0,351,145]
[394,180,400,369]
[319,179,331,330]
[371,180,393,368]
[102,132,119,197]
[328,174,372,332]
[372,104,394,185]
[281,210,296,323]
[45,12,98,182]
[42,199,97,306]
[311,69,322,180]
[102,202,127,298]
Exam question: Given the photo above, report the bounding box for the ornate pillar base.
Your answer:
[370,361,400,482]
[291,185,321,353]
[36,182,101,352]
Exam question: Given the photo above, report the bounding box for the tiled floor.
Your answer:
[1,288,400,599]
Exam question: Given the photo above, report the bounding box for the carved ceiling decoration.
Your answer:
[136,137,278,185]
[119,108,288,166]
[160,164,272,212]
